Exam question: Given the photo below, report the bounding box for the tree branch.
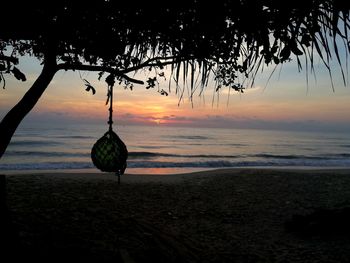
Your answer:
[120,55,197,74]
[57,63,144,85]
[57,54,208,85]
[0,55,19,65]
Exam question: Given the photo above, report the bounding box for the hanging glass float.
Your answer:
[91,129,128,174]
[91,74,128,182]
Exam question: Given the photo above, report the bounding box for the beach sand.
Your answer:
[3,168,350,262]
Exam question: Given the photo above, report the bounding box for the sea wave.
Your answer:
[340,145,350,148]
[0,162,94,170]
[127,159,350,168]
[56,135,94,139]
[253,153,326,160]
[5,150,350,160]
[9,140,62,146]
[129,152,350,160]
[2,158,350,171]
[172,135,210,140]
[4,150,90,158]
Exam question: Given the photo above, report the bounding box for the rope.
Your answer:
[107,83,122,184]
[91,74,128,185]
[108,84,113,132]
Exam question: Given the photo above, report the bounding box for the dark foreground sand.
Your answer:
[3,168,350,262]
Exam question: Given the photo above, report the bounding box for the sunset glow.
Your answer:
[1,56,350,132]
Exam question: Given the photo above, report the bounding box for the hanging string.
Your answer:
[106,73,116,132]
[109,83,121,184]
[108,83,114,131]
[105,74,122,184]
[91,73,128,186]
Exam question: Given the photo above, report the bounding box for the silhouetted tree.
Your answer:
[0,0,350,158]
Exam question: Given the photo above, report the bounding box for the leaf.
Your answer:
[98,71,104,81]
[146,77,157,89]
[232,84,244,93]
[0,63,6,71]
[83,79,96,95]
[280,46,291,61]
[273,56,280,64]
[300,34,311,47]
[105,74,115,86]
[85,84,96,95]
[83,78,91,85]
[61,56,71,62]
[11,67,26,81]
[160,89,168,96]
[106,90,111,105]
[291,45,303,56]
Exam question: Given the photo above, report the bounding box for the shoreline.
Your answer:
[4,165,350,176]
[4,168,350,262]
[4,167,350,186]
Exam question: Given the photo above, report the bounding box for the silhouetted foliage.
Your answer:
[0,0,350,157]
[1,0,350,92]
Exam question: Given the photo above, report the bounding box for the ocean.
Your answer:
[1,122,350,174]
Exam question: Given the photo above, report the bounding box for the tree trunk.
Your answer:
[0,55,57,159]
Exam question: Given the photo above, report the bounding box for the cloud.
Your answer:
[148,114,350,132]
[11,106,350,133]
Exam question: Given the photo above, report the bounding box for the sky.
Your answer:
[1,51,350,133]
